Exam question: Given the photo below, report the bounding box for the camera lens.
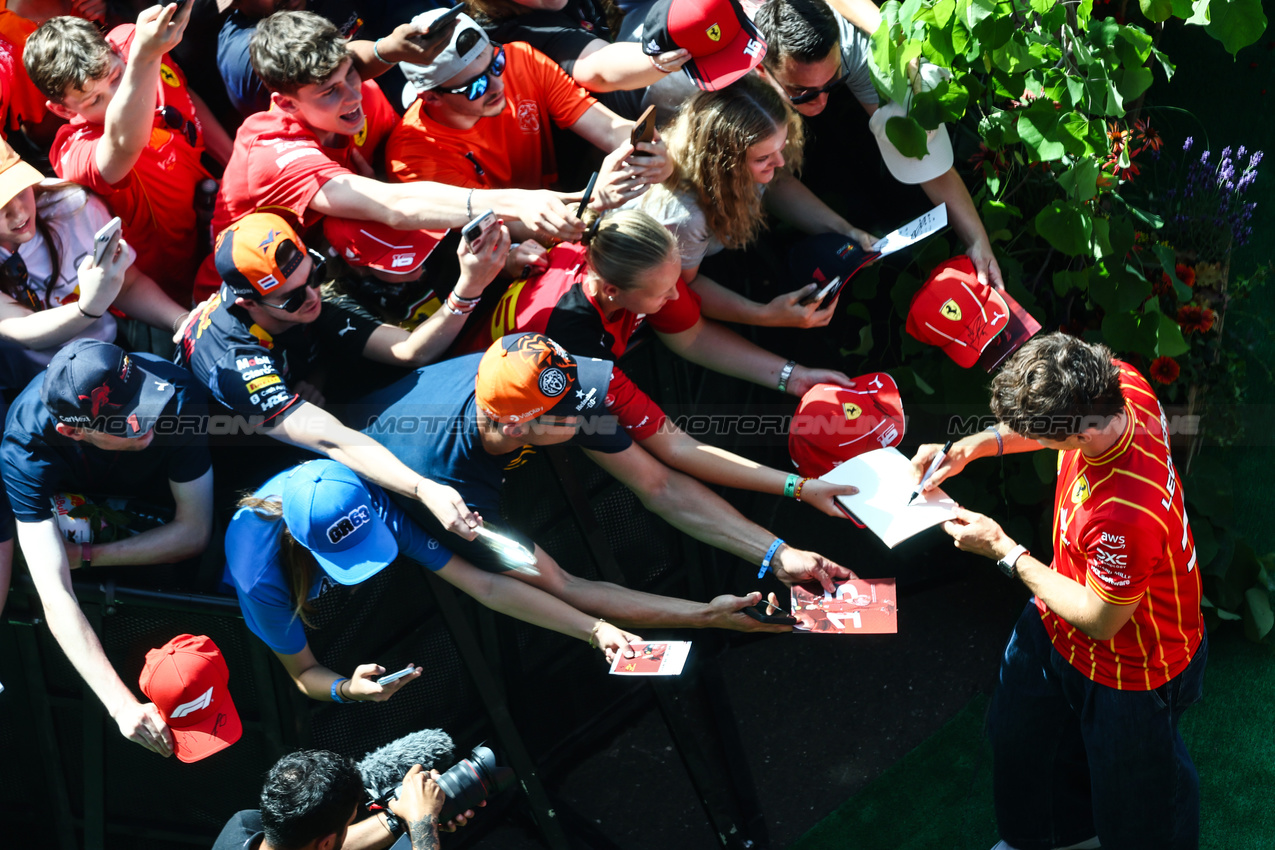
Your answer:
[436,746,514,821]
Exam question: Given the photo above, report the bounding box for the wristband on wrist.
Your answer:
[331,677,351,703]
[783,473,799,499]
[78,302,103,319]
[776,360,796,393]
[794,477,809,502]
[996,544,1028,579]
[372,38,391,64]
[757,538,784,579]
[648,53,673,73]
[986,425,1004,457]
[588,618,607,648]
[466,188,474,219]
[80,542,92,570]
[382,809,404,837]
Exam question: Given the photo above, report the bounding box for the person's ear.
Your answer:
[270,91,299,116]
[501,421,528,440]
[54,422,85,441]
[598,281,621,302]
[45,100,77,121]
[420,91,444,110]
[315,832,339,850]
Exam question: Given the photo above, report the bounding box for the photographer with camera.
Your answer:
[213,750,450,850]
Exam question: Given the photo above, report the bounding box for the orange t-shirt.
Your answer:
[386,41,597,190]
[1040,362,1203,691]
[49,25,210,304]
[0,4,45,135]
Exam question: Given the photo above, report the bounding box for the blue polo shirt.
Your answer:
[224,465,453,654]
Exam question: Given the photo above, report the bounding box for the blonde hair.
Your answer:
[582,209,677,291]
[236,496,321,628]
[662,74,805,250]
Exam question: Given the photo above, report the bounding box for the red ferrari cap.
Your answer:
[788,375,906,477]
[905,256,1009,368]
[323,217,447,275]
[641,0,767,91]
[139,634,242,763]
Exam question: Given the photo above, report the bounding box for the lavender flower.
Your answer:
[1184,136,1194,151]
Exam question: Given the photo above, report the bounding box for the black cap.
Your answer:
[41,340,175,437]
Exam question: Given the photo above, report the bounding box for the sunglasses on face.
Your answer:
[786,61,851,106]
[437,45,506,101]
[259,255,326,313]
[158,105,199,147]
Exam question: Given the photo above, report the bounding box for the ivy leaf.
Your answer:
[1035,201,1092,255]
[1150,46,1177,81]
[1017,100,1066,161]
[1139,0,1174,21]
[1056,157,1100,202]
[1205,0,1268,56]
[1030,0,1053,11]
[1114,65,1155,103]
[1153,312,1190,356]
[885,114,931,158]
[1090,266,1151,313]
[1100,311,1157,358]
[981,199,1022,232]
[1184,0,1212,26]
[1052,268,1091,295]
[1243,588,1274,642]
[1058,113,1094,156]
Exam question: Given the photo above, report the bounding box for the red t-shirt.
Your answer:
[386,41,598,190]
[456,243,701,439]
[0,7,44,136]
[194,79,398,301]
[1040,362,1203,691]
[49,25,209,304]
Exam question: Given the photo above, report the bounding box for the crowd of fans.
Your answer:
[0,0,1207,848]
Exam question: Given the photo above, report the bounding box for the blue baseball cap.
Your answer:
[282,461,399,585]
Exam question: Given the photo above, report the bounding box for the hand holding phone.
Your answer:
[377,664,418,687]
[576,172,599,219]
[629,106,656,157]
[412,3,465,43]
[461,210,497,249]
[92,217,123,266]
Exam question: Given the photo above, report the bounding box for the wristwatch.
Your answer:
[80,542,92,571]
[995,544,1028,579]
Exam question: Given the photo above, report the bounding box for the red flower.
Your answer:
[1175,263,1196,287]
[969,143,1008,178]
[1150,356,1181,384]
[1154,272,1173,296]
[1132,118,1163,155]
[1177,305,1216,334]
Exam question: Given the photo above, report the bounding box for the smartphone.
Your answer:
[377,664,418,687]
[801,275,847,310]
[92,216,123,266]
[461,209,497,249]
[742,604,798,626]
[473,524,540,575]
[413,3,465,43]
[576,172,599,219]
[629,105,656,157]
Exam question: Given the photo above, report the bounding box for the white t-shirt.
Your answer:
[634,183,768,271]
[0,183,136,366]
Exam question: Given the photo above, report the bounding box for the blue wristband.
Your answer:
[330,678,351,704]
[757,538,784,579]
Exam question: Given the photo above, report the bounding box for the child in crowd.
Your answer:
[638,74,877,327]
[23,3,233,304]
[0,138,186,389]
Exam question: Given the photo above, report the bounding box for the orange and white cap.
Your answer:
[214,213,307,299]
[139,634,242,763]
[475,333,613,424]
[905,256,1009,368]
[789,375,906,477]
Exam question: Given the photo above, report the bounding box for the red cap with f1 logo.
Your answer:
[905,256,1009,368]
[788,374,906,478]
[139,634,242,763]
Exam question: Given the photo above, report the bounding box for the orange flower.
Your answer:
[1132,118,1163,155]
[1150,356,1181,384]
[1107,121,1127,155]
[1177,305,1216,334]
[1174,263,1196,287]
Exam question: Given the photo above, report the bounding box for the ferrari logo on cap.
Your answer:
[706,23,721,41]
[354,119,368,147]
[1070,474,1091,505]
[842,402,862,421]
[940,299,962,321]
[159,65,180,87]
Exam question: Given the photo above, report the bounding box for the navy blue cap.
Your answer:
[41,340,174,437]
[282,460,399,585]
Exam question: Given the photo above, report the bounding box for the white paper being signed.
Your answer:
[823,447,957,548]
[871,203,948,256]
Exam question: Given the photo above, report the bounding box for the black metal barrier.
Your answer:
[0,339,778,849]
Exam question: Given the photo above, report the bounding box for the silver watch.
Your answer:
[996,544,1029,579]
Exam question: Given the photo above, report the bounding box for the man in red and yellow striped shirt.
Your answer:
[911,332,1206,850]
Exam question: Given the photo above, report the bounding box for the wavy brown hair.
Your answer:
[990,333,1125,441]
[237,496,322,628]
[659,74,805,251]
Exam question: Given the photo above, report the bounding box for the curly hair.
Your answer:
[251,11,351,95]
[990,333,1125,441]
[660,74,805,251]
[260,750,365,850]
[23,16,114,103]
[582,208,676,291]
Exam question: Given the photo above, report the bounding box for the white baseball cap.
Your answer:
[399,8,491,109]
